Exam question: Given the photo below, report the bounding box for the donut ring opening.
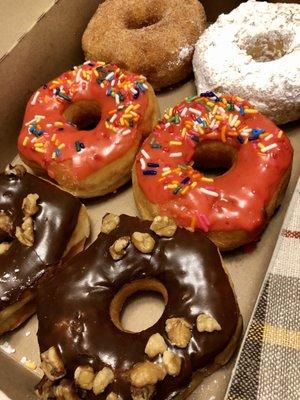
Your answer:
[110,278,168,333]
[63,100,101,131]
[244,31,290,62]
[193,141,237,176]
[125,12,163,30]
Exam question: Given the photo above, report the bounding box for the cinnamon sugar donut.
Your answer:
[193,0,300,124]
[0,165,89,334]
[36,214,242,400]
[82,0,206,90]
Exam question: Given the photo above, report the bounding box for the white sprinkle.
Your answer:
[261,143,278,153]
[25,331,31,337]
[75,68,82,83]
[46,123,53,128]
[83,60,91,65]
[141,149,150,160]
[0,342,16,354]
[111,79,115,87]
[164,123,171,129]
[130,88,138,95]
[30,91,40,106]
[122,129,131,136]
[218,107,225,114]
[180,107,188,117]
[169,152,183,158]
[115,94,120,105]
[200,188,219,197]
[140,158,146,170]
[142,83,148,90]
[264,134,274,141]
[234,105,240,112]
[162,167,171,172]
[189,107,202,116]
[106,72,114,80]
[241,128,252,136]
[230,114,239,127]
[110,114,117,123]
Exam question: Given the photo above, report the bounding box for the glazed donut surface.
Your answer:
[36,214,241,400]
[82,0,206,90]
[193,0,300,124]
[133,92,293,250]
[18,61,158,198]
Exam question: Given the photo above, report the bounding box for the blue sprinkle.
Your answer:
[237,136,244,144]
[181,177,190,185]
[55,149,61,157]
[54,87,60,95]
[29,126,35,133]
[252,128,265,136]
[36,130,44,136]
[133,87,140,99]
[173,186,182,195]
[191,135,199,142]
[147,163,159,168]
[143,170,157,176]
[239,105,245,116]
[106,87,112,96]
[200,91,220,101]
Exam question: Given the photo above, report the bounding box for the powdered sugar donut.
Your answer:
[193,0,300,125]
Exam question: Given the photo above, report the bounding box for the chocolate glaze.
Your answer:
[0,170,82,311]
[37,215,240,400]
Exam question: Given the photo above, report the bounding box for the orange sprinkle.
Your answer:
[221,125,227,143]
[23,137,29,146]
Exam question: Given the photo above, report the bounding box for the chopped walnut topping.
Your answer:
[131,385,155,400]
[15,216,34,246]
[93,367,114,395]
[35,377,55,399]
[74,365,95,390]
[163,350,182,377]
[150,216,177,237]
[106,392,119,400]
[102,214,120,234]
[165,318,192,348]
[0,211,12,234]
[129,362,166,388]
[5,164,26,177]
[131,232,155,254]
[40,346,66,381]
[55,380,78,400]
[22,193,39,217]
[196,313,221,333]
[109,236,130,260]
[145,333,167,358]
[0,242,11,255]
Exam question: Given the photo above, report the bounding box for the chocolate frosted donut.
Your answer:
[0,165,90,334]
[36,214,242,400]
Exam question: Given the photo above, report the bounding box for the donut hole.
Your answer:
[64,100,101,131]
[125,12,162,30]
[193,142,237,178]
[245,32,289,62]
[110,279,167,333]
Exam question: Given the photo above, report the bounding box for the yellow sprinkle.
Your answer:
[207,101,214,107]
[52,152,56,159]
[201,177,214,183]
[258,143,265,149]
[133,104,141,110]
[54,122,63,126]
[212,105,218,115]
[168,108,173,117]
[244,108,258,114]
[167,184,178,189]
[58,144,65,150]
[51,134,57,143]
[122,113,133,119]
[197,125,204,135]
[125,105,134,113]
[277,130,283,138]
[181,186,189,195]
[191,182,197,189]
[162,171,172,177]
[170,141,182,146]
[181,128,187,137]
[234,120,241,127]
[190,217,196,231]
[34,143,44,148]
[35,148,45,153]
[23,137,29,146]
[93,69,99,77]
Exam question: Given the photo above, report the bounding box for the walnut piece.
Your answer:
[106,393,119,400]
[129,362,166,388]
[165,318,192,348]
[0,242,12,255]
[131,232,155,254]
[5,164,26,177]
[163,350,182,376]
[150,216,177,237]
[0,211,12,235]
[22,193,39,217]
[74,365,95,390]
[15,216,34,246]
[196,313,221,333]
[55,380,78,400]
[40,346,66,381]
[102,214,120,234]
[109,236,130,260]
[131,385,155,400]
[145,333,167,358]
[93,367,114,395]
[35,377,55,399]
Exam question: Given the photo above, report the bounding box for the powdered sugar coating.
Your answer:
[193,0,300,125]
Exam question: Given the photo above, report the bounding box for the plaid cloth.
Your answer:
[226,177,300,400]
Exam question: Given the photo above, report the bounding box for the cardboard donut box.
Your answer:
[0,0,299,399]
